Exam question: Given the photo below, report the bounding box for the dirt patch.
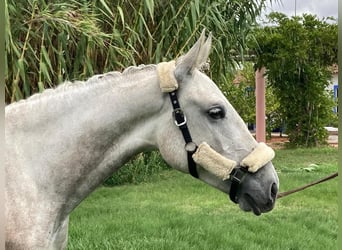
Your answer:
[266,136,289,149]
[265,135,338,149]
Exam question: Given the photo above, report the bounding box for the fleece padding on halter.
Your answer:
[240,142,275,173]
[192,142,275,180]
[192,142,237,180]
[156,60,178,92]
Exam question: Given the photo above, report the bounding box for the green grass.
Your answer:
[68,147,338,249]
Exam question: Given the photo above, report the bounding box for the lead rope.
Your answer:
[277,172,338,198]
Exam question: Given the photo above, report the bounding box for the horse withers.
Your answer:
[5,31,279,249]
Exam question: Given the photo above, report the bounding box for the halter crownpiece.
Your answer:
[156,60,178,92]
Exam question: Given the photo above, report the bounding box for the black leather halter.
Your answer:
[169,91,199,178]
[168,90,248,203]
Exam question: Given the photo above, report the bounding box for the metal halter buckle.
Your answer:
[229,167,249,203]
[184,142,197,153]
[231,167,248,184]
[173,108,187,127]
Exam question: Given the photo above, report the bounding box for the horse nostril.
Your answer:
[270,182,278,200]
[266,199,274,207]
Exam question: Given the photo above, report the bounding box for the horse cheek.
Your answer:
[157,129,188,173]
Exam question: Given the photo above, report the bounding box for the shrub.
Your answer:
[103,152,170,186]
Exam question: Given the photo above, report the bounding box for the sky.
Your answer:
[261,0,338,21]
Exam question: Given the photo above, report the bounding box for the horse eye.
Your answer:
[208,106,225,120]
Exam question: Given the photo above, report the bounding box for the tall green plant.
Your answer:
[5,0,111,102]
[5,0,274,103]
[252,13,338,146]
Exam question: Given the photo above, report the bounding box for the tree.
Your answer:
[223,62,282,138]
[222,62,256,125]
[251,13,338,146]
[5,0,274,103]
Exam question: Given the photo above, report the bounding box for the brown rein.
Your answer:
[277,172,338,199]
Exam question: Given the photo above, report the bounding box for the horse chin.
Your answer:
[237,194,267,216]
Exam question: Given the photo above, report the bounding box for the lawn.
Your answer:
[68,147,338,250]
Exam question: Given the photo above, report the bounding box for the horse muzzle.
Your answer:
[235,164,279,216]
[192,142,279,215]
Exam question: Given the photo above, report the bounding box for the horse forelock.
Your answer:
[7,64,157,107]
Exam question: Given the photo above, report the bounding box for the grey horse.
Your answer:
[5,31,279,249]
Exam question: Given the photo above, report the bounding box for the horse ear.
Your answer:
[174,30,212,82]
[197,32,212,68]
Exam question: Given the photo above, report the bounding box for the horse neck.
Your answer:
[63,70,166,205]
[15,68,166,215]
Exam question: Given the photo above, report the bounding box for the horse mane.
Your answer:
[11,64,157,105]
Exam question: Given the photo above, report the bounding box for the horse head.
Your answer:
[156,31,279,215]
